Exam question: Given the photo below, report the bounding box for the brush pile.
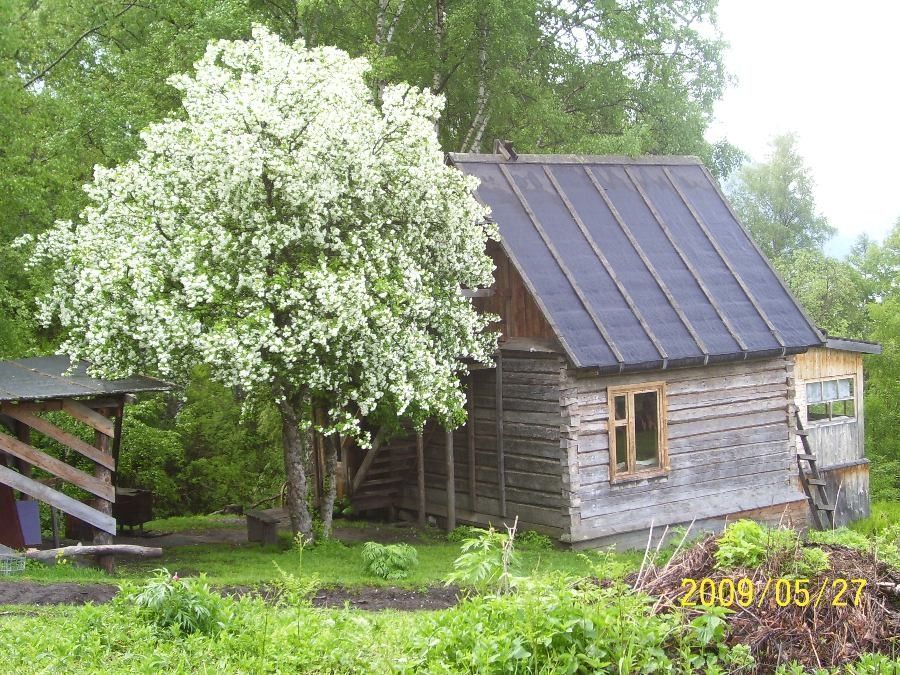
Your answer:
[635,523,900,671]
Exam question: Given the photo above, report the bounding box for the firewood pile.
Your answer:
[635,535,900,671]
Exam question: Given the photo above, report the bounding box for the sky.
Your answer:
[705,0,900,257]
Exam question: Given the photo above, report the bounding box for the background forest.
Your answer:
[0,0,896,515]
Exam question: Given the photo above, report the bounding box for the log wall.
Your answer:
[563,357,808,545]
[399,351,568,534]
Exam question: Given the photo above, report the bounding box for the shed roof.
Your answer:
[0,356,172,402]
[450,153,825,373]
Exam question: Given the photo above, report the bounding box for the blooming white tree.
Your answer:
[26,26,497,537]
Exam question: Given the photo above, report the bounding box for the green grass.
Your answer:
[850,500,900,536]
[142,514,245,532]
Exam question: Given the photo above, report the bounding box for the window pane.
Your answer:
[614,395,626,421]
[823,380,838,401]
[838,378,852,399]
[614,426,628,473]
[634,391,660,469]
[832,399,855,419]
[806,382,822,403]
[808,402,829,421]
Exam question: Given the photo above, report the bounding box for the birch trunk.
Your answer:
[321,431,339,538]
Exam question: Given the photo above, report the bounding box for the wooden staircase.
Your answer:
[350,429,430,513]
[794,410,835,530]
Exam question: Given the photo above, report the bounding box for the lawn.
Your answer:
[10,516,643,589]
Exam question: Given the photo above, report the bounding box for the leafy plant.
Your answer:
[447,524,483,543]
[781,547,830,578]
[517,530,553,550]
[124,568,230,636]
[714,520,796,570]
[444,523,520,595]
[361,542,418,580]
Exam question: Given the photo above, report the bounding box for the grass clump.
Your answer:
[360,542,418,580]
[714,520,796,570]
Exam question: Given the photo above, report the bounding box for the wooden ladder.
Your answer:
[794,410,835,530]
[350,427,433,513]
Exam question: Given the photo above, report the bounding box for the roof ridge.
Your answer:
[448,153,704,166]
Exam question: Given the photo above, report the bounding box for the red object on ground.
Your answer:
[0,484,25,549]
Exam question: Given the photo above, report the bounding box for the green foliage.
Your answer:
[516,529,553,550]
[730,133,836,260]
[413,577,752,674]
[361,542,419,580]
[714,520,796,570]
[122,568,231,636]
[444,525,520,594]
[447,524,484,543]
[781,547,830,579]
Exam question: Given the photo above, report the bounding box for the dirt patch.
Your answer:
[0,581,118,606]
[311,585,459,611]
[0,580,458,612]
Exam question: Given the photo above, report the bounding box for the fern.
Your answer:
[361,542,418,580]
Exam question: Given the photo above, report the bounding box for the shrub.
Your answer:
[361,542,418,580]
[445,525,520,594]
[447,524,483,543]
[123,568,230,636]
[714,520,796,570]
[517,529,553,550]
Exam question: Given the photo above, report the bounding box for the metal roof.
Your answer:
[450,153,825,373]
[823,336,882,355]
[0,356,173,402]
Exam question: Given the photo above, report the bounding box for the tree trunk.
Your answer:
[321,431,338,538]
[279,395,314,540]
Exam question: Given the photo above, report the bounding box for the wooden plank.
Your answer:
[0,464,116,535]
[0,431,114,501]
[467,375,477,508]
[351,427,386,494]
[445,428,456,531]
[416,431,426,528]
[3,408,116,471]
[495,351,507,517]
[92,413,115,569]
[62,400,115,438]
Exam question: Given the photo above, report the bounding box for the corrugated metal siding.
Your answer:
[452,154,823,371]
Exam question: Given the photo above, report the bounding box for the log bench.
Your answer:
[246,508,280,546]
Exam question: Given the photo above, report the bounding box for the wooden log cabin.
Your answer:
[346,151,878,548]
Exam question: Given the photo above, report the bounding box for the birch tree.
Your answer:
[24,26,497,538]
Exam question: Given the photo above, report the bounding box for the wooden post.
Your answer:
[445,428,456,531]
[93,407,115,573]
[14,421,32,498]
[495,351,507,517]
[467,374,477,510]
[416,430,426,528]
[51,507,60,548]
[110,398,125,490]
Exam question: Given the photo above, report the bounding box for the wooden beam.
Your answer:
[445,428,456,531]
[110,398,125,487]
[26,544,163,565]
[467,374,477,509]
[62,400,115,438]
[3,408,116,471]
[0,464,116,534]
[93,415,115,572]
[14,421,32,497]
[495,352,507,518]
[0,401,63,415]
[416,430,426,528]
[351,427,386,494]
[0,430,114,501]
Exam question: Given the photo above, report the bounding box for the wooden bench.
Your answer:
[245,508,280,546]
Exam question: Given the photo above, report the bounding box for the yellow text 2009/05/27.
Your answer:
[679,577,867,608]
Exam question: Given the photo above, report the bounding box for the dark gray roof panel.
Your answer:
[0,356,172,402]
[452,154,824,371]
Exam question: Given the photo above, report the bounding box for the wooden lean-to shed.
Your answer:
[347,152,873,548]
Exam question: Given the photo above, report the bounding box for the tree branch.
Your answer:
[24,1,139,90]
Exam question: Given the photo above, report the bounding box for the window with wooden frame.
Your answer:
[608,383,668,482]
[806,377,855,423]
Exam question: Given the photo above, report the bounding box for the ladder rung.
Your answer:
[797,453,816,461]
[806,478,826,486]
[817,503,835,511]
[795,429,809,437]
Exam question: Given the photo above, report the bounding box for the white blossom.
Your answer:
[25,25,498,440]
